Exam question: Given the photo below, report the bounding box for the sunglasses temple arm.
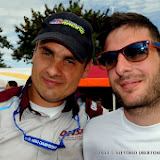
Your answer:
[151,41,160,49]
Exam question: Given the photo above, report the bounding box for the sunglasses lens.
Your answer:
[97,54,107,70]
[98,41,149,70]
[98,51,118,70]
[124,42,148,61]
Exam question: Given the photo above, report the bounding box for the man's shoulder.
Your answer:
[87,107,123,125]
[83,108,123,142]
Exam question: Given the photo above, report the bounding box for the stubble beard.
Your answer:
[112,69,160,114]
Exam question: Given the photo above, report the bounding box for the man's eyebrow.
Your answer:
[64,56,76,60]
[39,46,53,54]
[39,45,77,60]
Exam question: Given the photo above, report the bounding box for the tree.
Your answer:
[12,0,109,64]
[0,27,13,67]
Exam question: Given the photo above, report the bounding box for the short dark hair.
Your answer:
[8,81,18,87]
[103,12,160,42]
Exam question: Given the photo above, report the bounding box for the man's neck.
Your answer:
[124,104,160,126]
[28,85,64,108]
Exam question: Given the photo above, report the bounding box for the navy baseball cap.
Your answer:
[32,12,94,61]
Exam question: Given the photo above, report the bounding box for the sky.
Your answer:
[0,0,160,68]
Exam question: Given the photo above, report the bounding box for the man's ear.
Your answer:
[82,59,93,79]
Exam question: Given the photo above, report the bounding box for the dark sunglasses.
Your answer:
[97,40,160,70]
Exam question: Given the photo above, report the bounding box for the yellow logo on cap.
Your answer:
[50,19,85,34]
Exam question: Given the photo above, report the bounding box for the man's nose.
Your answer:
[47,60,63,77]
[115,53,133,76]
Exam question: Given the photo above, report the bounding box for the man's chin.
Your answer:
[119,98,145,111]
[124,105,143,111]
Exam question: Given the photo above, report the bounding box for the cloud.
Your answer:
[0,0,160,68]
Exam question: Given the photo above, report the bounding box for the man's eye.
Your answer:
[65,59,75,65]
[67,60,75,64]
[43,52,52,56]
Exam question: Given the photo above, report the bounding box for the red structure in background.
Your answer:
[77,65,119,111]
[78,65,110,87]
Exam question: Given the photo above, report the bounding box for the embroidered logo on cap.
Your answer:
[50,19,63,24]
[49,19,85,34]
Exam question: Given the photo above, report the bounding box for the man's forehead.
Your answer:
[104,26,151,51]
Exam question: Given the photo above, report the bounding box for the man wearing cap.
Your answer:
[0,12,104,160]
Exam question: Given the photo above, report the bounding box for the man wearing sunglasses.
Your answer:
[83,12,160,160]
